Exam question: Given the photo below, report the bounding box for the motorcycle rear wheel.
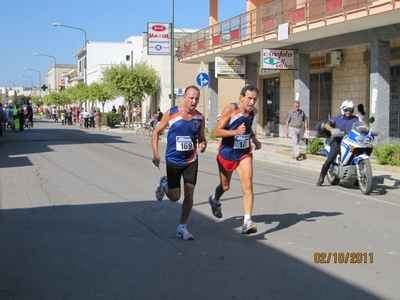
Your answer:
[326,164,340,185]
[358,159,373,195]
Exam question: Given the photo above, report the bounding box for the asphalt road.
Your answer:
[1,119,399,300]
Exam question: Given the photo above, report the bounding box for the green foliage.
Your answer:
[48,89,71,106]
[206,128,216,140]
[309,138,324,155]
[67,82,89,107]
[103,112,123,128]
[88,82,114,112]
[102,62,160,102]
[13,95,30,107]
[373,144,400,166]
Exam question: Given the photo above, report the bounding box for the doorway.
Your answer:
[262,78,280,133]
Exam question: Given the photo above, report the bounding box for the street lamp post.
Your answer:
[53,22,87,108]
[171,0,175,107]
[24,68,41,100]
[19,74,34,98]
[7,81,15,87]
[33,53,57,93]
[52,23,87,86]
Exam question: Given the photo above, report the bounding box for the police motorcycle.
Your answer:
[316,117,378,195]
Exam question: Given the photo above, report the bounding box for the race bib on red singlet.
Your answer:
[175,136,194,151]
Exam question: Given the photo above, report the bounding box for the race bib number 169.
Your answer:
[176,136,194,151]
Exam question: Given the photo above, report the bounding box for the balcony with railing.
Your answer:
[175,0,400,62]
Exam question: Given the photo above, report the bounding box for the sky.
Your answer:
[0,0,245,88]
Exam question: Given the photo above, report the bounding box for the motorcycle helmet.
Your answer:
[340,100,355,115]
[316,120,331,137]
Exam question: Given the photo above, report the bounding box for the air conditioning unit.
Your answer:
[325,51,342,67]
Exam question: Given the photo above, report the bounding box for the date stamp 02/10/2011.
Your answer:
[314,252,374,264]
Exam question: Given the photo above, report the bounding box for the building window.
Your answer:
[126,55,130,61]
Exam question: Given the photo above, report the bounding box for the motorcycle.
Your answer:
[316,118,379,195]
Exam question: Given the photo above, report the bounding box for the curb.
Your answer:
[109,127,400,187]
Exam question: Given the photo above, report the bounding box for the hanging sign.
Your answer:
[215,57,246,79]
[261,49,295,70]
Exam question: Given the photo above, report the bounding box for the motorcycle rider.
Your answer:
[316,100,359,186]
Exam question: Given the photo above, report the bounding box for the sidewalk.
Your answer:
[109,125,400,187]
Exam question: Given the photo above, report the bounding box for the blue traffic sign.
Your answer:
[196,72,210,87]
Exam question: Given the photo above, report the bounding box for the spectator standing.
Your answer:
[285,101,308,160]
[94,108,102,130]
[83,108,90,129]
[60,110,66,125]
[0,103,6,137]
[18,106,25,132]
[52,107,58,121]
[89,107,95,128]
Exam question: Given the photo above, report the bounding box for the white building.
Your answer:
[72,35,144,112]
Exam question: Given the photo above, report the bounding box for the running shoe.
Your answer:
[155,176,167,201]
[176,226,194,240]
[208,196,222,218]
[241,220,258,234]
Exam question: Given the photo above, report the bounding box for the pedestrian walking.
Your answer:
[285,101,308,160]
[208,84,262,235]
[151,85,207,241]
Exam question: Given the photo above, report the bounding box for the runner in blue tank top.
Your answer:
[151,85,207,241]
[208,85,262,235]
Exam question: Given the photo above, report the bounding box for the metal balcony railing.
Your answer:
[175,0,399,60]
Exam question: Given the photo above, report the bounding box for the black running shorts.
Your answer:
[166,160,198,189]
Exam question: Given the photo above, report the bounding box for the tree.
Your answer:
[102,62,160,126]
[68,82,89,108]
[48,89,71,107]
[13,95,31,107]
[88,82,114,113]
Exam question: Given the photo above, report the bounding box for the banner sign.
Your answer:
[215,57,246,79]
[147,22,170,55]
[261,49,295,69]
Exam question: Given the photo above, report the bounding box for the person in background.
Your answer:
[52,107,58,121]
[13,105,20,132]
[60,110,66,125]
[316,100,359,186]
[18,105,25,132]
[94,108,102,130]
[0,103,6,137]
[156,108,163,127]
[356,104,366,122]
[89,106,95,128]
[26,103,33,130]
[285,101,308,160]
[111,106,117,113]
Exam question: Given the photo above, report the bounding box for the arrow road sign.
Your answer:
[196,72,210,87]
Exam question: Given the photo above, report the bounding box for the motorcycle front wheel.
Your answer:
[358,159,373,195]
[326,164,340,185]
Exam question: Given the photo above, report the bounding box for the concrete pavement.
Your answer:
[108,124,400,188]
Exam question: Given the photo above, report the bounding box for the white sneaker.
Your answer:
[176,226,194,240]
[155,176,167,201]
[241,220,258,234]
